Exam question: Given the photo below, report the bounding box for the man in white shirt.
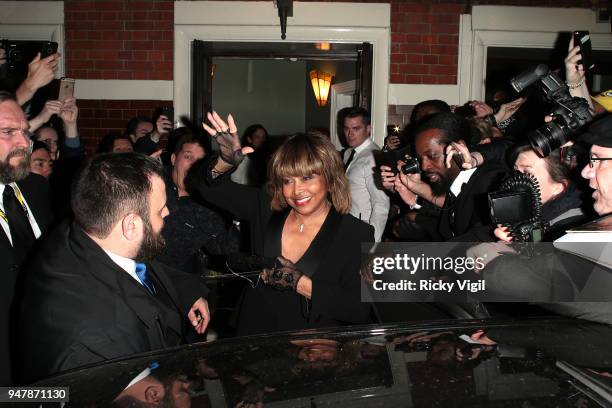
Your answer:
[342,107,389,241]
[18,153,210,383]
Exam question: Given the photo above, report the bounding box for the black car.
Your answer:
[14,319,612,407]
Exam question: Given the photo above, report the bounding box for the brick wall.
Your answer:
[390,3,463,85]
[64,0,173,80]
[77,100,172,154]
[62,0,599,148]
[388,0,594,85]
[64,0,174,151]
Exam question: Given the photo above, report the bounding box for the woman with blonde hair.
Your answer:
[190,112,374,335]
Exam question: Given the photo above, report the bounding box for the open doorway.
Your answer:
[191,41,371,144]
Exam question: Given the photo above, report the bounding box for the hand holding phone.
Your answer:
[156,107,174,134]
[573,30,595,71]
[58,77,75,102]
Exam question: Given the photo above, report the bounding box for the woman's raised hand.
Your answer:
[202,111,254,166]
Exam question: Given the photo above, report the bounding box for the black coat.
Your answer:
[190,161,375,335]
[17,221,207,384]
[429,163,507,242]
[0,174,53,386]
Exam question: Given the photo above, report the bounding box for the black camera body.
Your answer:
[511,64,592,157]
[1,40,58,71]
[400,157,420,175]
[489,171,545,242]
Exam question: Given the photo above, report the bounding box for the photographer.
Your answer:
[494,144,588,242]
[379,113,506,242]
[472,116,612,322]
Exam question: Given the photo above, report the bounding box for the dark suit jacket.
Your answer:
[17,221,207,384]
[422,162,507,242]
[0,174,53,386]
[190,160,375,335]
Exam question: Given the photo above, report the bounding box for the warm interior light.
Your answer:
[316,42,331,51]
[309,70,332,107]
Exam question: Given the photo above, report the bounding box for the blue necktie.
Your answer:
[135,263,155,295]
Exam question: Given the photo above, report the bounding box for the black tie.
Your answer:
[3,185,36,262]
[344,149,356,170]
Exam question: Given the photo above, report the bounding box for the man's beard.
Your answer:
[423,171,453,197]
[135,217,166,263]
[0,148,30,184]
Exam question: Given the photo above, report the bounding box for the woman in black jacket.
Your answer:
[190,112,374,335]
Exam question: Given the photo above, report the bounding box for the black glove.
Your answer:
[263,256,303,291]
[215,130,245,167]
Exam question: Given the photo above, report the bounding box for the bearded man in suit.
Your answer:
[0,91,53,385]
[18,153,210,383]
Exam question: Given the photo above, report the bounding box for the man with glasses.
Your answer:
[580,115,612,216]
[0,91,53,385]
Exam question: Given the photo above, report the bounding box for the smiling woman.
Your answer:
[189,112,374,336]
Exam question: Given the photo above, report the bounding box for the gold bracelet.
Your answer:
[566,77,585,89]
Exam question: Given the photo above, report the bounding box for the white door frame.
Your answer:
[0,1,65,77]
[329,80,356,150]
[174,1,390,147]
[460,6,612,102]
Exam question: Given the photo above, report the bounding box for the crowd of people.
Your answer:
[0,34,611,388]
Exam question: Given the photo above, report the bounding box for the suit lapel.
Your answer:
[69,224,172,334]
[0,228,11,254]
[115,271,160,329]
[17,175,51,231]
[148,263,184,337]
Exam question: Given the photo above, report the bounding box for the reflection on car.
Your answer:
[34,319,612,407]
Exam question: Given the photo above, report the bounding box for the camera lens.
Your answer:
[528,120,567,158]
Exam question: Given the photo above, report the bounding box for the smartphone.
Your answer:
[161,106,174,124]
[374,145,412,175]
[57,77,75,102]
[573,30,595,71]
[40,41,58,58]
[2,40,58,66]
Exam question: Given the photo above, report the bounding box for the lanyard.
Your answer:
[0,184,29,223]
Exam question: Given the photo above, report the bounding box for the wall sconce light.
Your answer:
[309,70,332,107]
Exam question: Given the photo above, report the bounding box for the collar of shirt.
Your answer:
[450,168,477,197]
[103,249,142,286]
[0,181,43,245]
[352,138,374,156]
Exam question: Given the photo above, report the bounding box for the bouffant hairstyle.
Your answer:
[267,132,351,213]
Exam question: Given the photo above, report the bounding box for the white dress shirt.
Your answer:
[344,139,390,242]
[0,182,42,246]
[449,168,477,197]
[103,249,145,287]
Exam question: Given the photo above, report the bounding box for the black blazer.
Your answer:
[0,174,53,386]
[190,161,375,335]
[17,221,206,384]
[424,162,507,241]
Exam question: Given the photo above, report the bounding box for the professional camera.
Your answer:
[489,171,546,242]
[1,40,58,71]
[400,157,420,175]
[511,64,592,157]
